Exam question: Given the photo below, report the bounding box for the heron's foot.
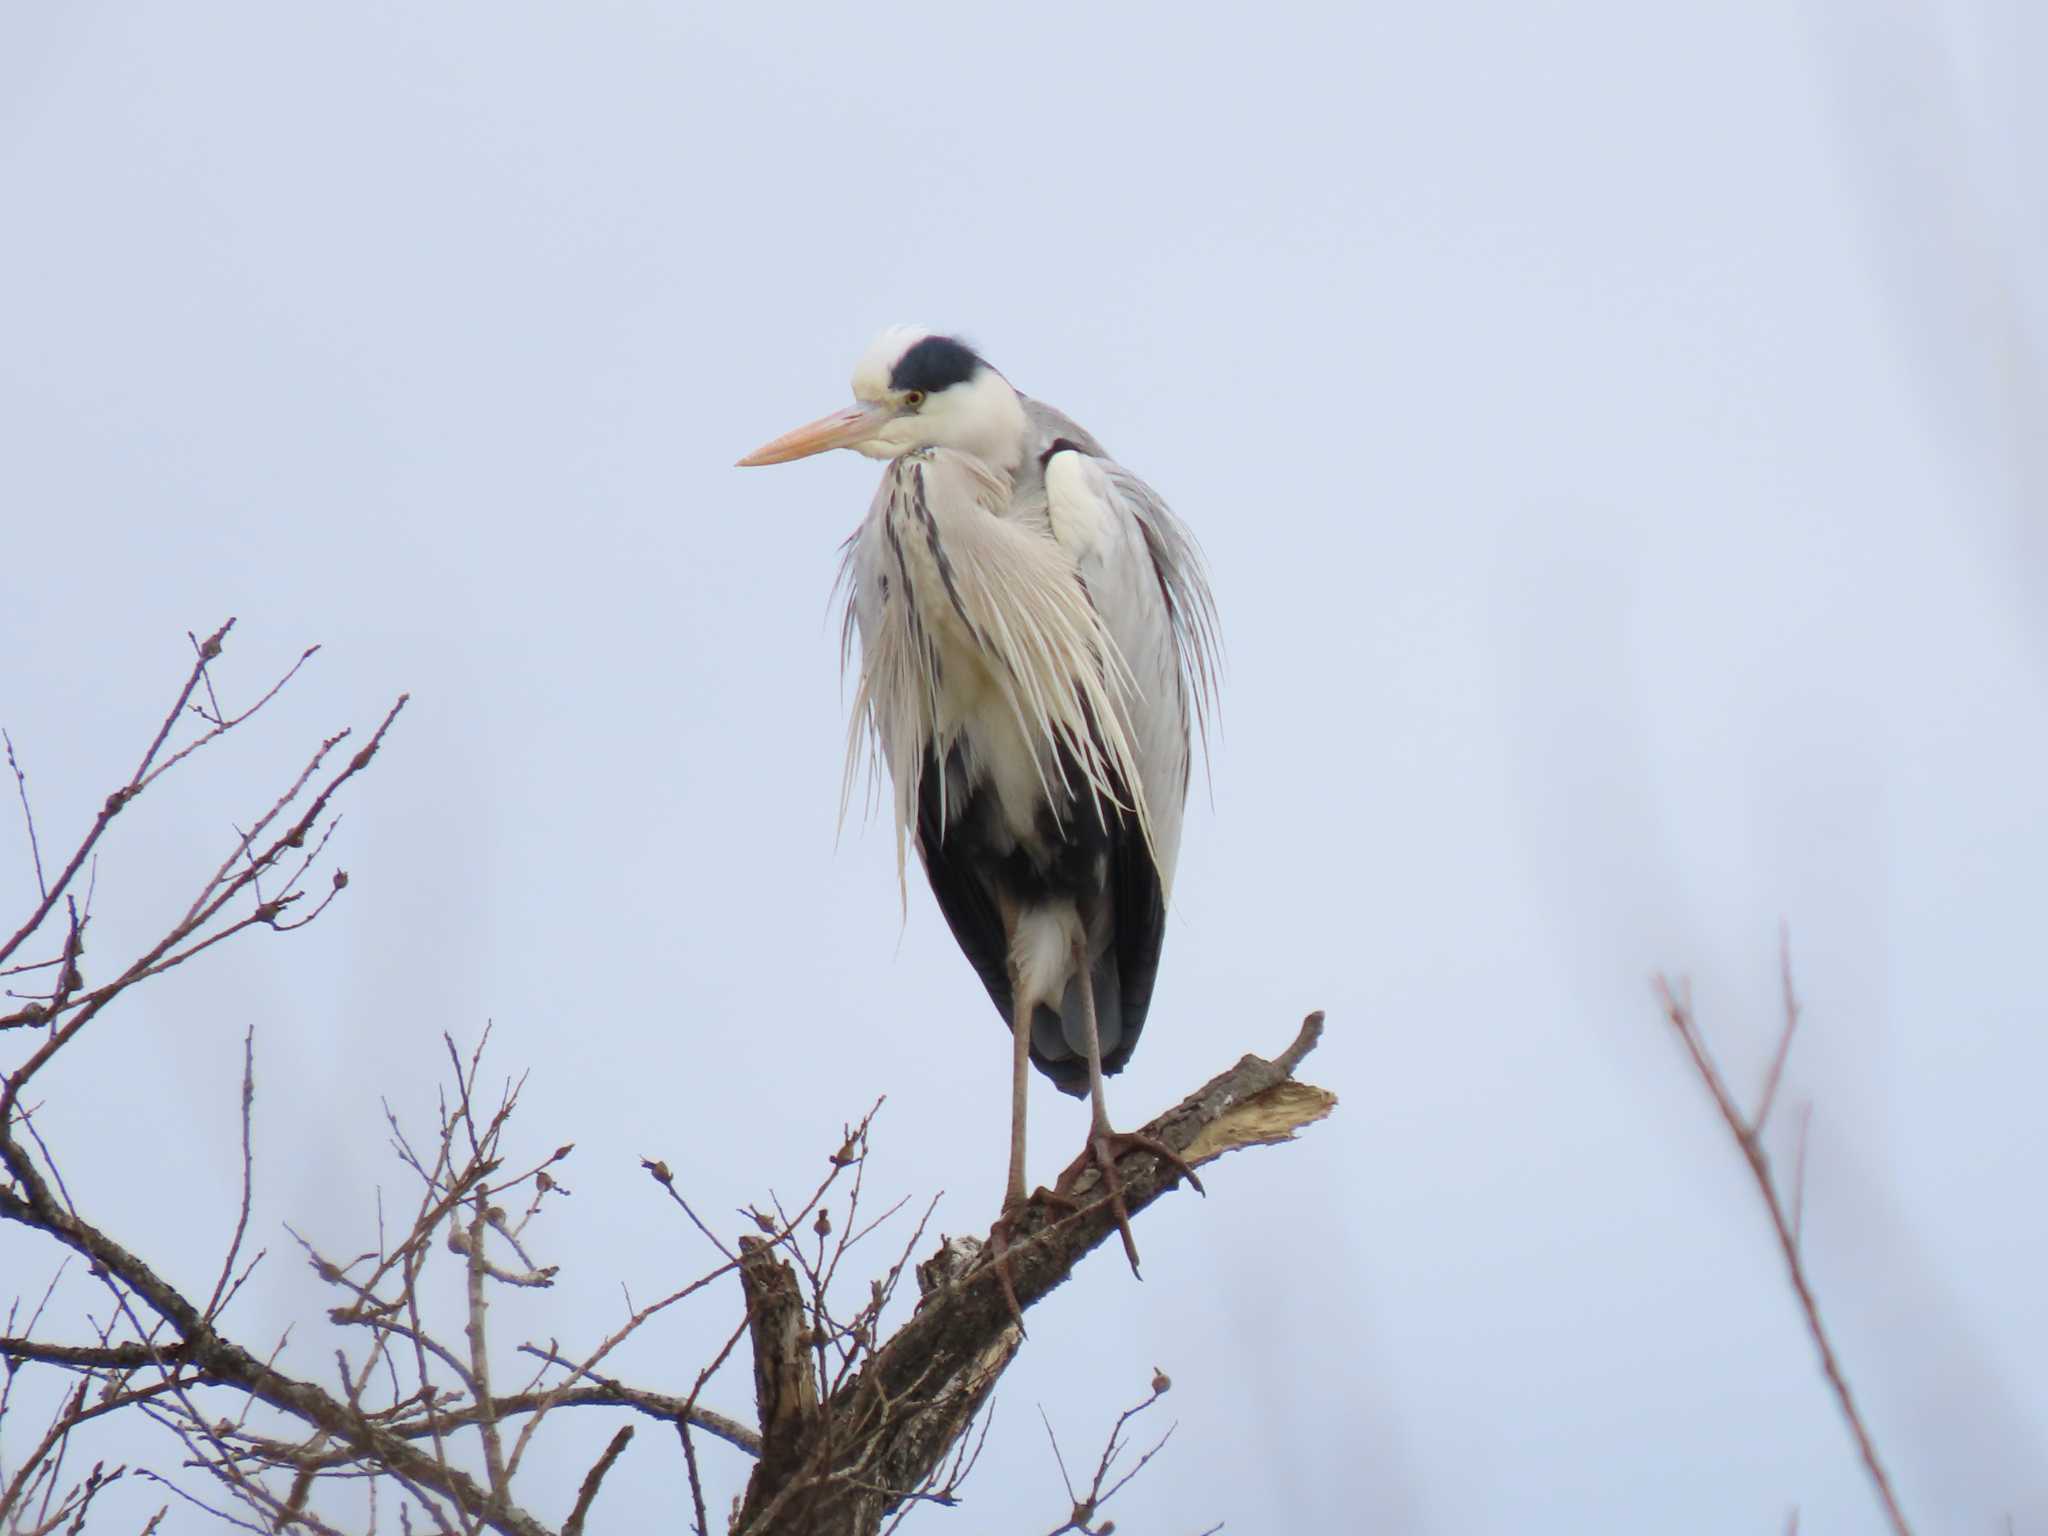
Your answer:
[986,1187,1081,1330]
[1053,1130,1207,1279]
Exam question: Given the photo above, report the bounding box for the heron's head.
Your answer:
[737,327,1027,470]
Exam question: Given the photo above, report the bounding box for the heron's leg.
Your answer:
[1005,985,1031,1210]
[988,972,1062,1329]
[1058,934,1205,1279]
[1080,971,1115,1141]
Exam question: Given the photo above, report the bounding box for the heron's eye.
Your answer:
[904,390,927,409]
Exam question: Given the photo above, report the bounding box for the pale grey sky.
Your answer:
[3,2,2044,1531]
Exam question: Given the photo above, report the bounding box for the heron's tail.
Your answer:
[1027,952,1133,1097]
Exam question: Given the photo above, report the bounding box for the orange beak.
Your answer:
[736,403,893,467]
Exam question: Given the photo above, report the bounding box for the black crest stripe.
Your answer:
[889,335,984,395]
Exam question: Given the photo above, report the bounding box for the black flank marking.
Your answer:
[889,335,984,395]
[912,708,1161,1097]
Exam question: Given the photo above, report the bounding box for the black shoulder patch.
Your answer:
[1038,436,1091,469]
[889,335,984,395]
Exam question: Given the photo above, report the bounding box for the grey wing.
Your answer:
[1019,396,1108,462]
[1037,438,1218,1063]
[1037,444,1219,898]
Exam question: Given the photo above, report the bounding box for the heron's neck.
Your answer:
[936,369,1029,472]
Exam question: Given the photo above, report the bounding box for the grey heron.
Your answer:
[738,327,1219,1283]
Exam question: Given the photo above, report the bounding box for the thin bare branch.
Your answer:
[2,1080,551,1536]
[641,1156,737,1262]
[460,1204,511,1502]
[1037,1380,1183,1535]
[0,620,236,972]
[559,1425,632,1536]
[1754,924,1801,1134]
[136,643,322,802]
[0,1380,86,1526]
[678,1419,711,1536]
[1654,975,1912,1536]
[2,730,45,902]
[1,692,406,1105]
[1040,1406,1078,1506]
[204,1028,259,1323]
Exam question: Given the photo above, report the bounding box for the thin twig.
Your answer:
[1654,974,1913,1536]
[560,1425,632,1536]
[678,1420,710,1536]
[2,729,45,901]
[512,1347,760,1456]
[1038,1382,1182,1536]
[1754,924,1801,1134]
[1,693,406,1106]
[204,1028,259,1321]
[0,620,236,971]
[137,642,321,796]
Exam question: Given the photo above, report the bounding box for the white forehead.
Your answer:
[850,325,935,400]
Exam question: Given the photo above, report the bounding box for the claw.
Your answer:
[1055,1130,1206,1278]
[987,1211,1028,1333]
[985,1188,1081,1331]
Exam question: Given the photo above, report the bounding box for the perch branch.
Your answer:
[733,1011,1334,1536]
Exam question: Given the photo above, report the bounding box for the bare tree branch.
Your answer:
[0,690,407,1082]
[1,619,237,972]
[1038,1375,1184,1536]
[737,1238,820,1522]
[1654,971,1913,1536]
[203,1029,260,1325]
[731,1013,1334,1536]
[1,732,45,904]
[559,1425,632,1536]
[2,632,1336,1536]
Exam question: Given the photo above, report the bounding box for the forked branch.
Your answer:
[1655,961,1912,1536]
